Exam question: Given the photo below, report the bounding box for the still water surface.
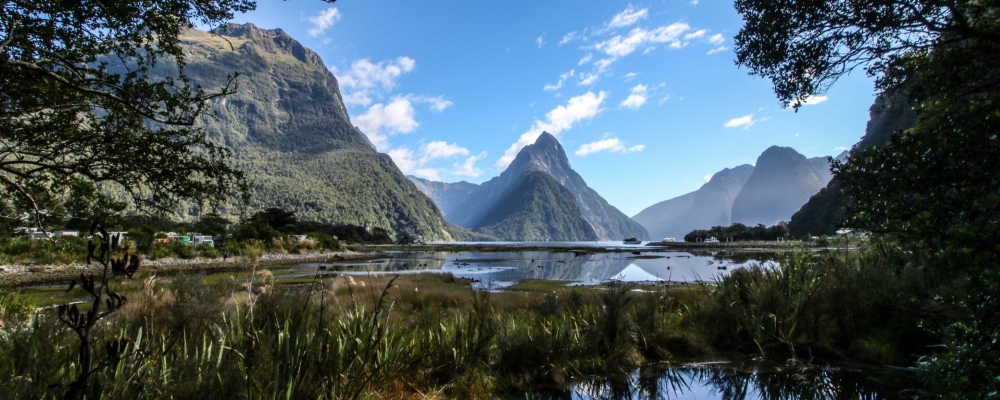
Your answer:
[278,244,776,288]
[537,361,909,399]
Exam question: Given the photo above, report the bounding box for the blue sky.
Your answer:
[230,0,878,216]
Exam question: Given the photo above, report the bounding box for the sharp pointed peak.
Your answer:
[534,132,559,146]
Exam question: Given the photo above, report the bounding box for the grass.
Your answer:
[0,241,958,397]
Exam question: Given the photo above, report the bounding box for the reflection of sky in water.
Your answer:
[547,362,899,399]
[282,246,773,287]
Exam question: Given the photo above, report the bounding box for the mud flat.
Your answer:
[0,251,385,287]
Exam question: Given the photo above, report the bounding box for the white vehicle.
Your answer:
[193,235,215,246]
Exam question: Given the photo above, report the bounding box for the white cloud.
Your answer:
[389,142,475,180]
[724,114,757,129]
[420,141,469,164]
[590,23,692,71]
[544,69,575,92]
[496,91,608,168]
[704,174,712,182]
[411,95,453,112]
[388,147,420,175]
[684,29,707,41]
[307,7,341,37]
[708,33,725,45]
[691,0,700,4]
[578,72,600,86]
[559,31,577,46]
[334,57,416,106]
[608,5,648,29]
[336,57,415,91]
[536,34,545,49]
[707,46,729,55]
[577,53,593,66]
[594,57,615,72]
[623,72,639,81]
[619,84,648,109]
[793,95,830,106]
[356,98,418,150]
[574,137,645,156]
[454,151,487,177]
[833,146,849,152]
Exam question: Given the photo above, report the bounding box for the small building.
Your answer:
[705,236,720,244]
[836,229,868,238]
[52,230,79,237]
[662,237,676,243]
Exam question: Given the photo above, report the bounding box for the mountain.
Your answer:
[632,165,753,240]
[167,24,453,239]
[411,133,648,241]
[406,177,478,220]
[731,146,833,226]
[788,95,917,236]
[474,172,598,241]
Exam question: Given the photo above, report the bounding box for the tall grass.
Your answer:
[694,241,946,365]
[1,241,953,397]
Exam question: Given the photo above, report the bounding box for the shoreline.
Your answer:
[2,241,857,288]
[0,250,385,288]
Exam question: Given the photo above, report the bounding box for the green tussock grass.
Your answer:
[1,241,955,397]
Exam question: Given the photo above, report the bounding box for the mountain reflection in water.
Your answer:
[290,248,776,287]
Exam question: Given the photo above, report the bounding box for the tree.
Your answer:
[1,0,258,232]
[735,0,1000,395]
[734,0,1000,108]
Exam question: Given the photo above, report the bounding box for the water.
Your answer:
[273,245,775,288]
[536,361,912,399]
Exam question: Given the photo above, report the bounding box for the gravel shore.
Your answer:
[0,250,385,287]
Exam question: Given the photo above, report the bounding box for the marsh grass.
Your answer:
[1,242,952,397]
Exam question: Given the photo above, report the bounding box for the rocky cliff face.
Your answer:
[173,24,452,239]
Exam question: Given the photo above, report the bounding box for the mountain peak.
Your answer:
[534,131,558,146]
[210,23,324,68]
[528,132,563,154]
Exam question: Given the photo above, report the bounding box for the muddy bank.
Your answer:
[0,251,385,287]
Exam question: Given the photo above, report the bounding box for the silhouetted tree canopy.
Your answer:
[0,0,258,231]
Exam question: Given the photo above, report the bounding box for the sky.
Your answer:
[229,0,879,216]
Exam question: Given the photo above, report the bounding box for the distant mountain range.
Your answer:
[632,146,833,240]
[409,133,649,241]
[169,24,456,239]
[788,95,917,236]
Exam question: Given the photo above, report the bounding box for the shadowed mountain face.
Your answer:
[475,172,599,241]
[788,95,917,236]
[731,146,832,226]
[410,133,649,241]
[632,165,753,240]
[407,177,478,220]
[634,146,831,240]
[170,24,452,239]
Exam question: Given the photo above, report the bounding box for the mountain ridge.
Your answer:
[410,133,648,241]
[169,24,454,239]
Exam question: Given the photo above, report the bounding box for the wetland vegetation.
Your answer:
[1,240,944,398]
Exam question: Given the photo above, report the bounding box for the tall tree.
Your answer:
[0,0,260,231]
[735,0,1000,395]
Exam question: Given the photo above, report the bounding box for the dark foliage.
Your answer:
[685,223,789,242]
[1,0,257,232]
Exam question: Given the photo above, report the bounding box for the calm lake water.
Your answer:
[536,361,912,399]
[274,242,777,288]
